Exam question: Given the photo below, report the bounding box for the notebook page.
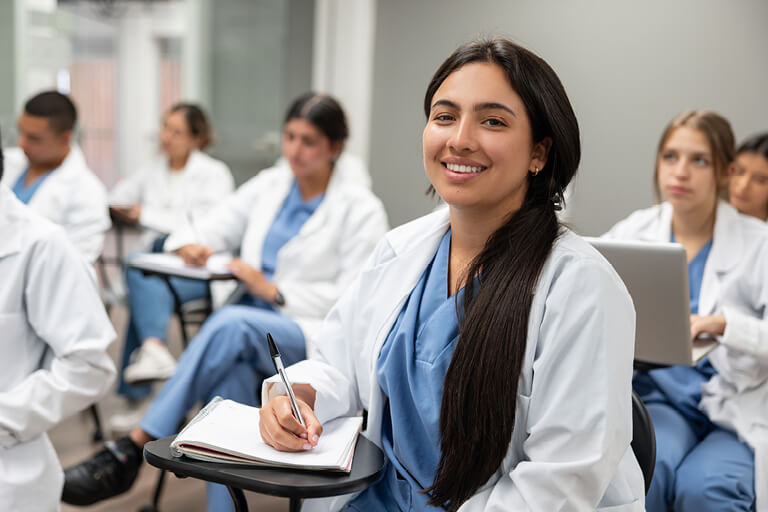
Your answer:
[172,399,362,470]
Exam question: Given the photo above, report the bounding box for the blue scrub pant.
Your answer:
[635,365,755,511]
[139,305,306,512]
[116,261,208,400]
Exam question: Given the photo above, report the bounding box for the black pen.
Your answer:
[267,332,306,427]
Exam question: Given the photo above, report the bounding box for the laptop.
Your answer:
[585,237,717,366]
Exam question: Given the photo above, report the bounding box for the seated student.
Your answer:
[108,102,234,245]
[3,91,110,263]
[62,93,389,511]
[0,131,116,510]
[107,103,234,429]
[729,133,768,222]
[259,38,645,511]
[604,111,768,511]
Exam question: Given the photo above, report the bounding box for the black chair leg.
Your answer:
[227,486,249,512]
[290,497,301,512]
[89,405,105,443]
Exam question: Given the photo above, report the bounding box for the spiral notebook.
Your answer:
[170,397,363,473]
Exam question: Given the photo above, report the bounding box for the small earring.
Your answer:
[530,166,540,176]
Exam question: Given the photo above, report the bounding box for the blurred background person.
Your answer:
[729,133,768,222]
[0,129,116,510]
[2,91,110,263]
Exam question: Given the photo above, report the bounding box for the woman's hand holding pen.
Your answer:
[177,244,213,266]
[227,259,280,303]
[259,394,323,452]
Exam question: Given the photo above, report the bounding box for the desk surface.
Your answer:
[144,435,386,499]
[128,258,235,281]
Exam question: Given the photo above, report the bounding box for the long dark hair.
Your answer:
[422,38,581,510]
[737,132,768,159]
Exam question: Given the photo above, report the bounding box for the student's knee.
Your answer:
[198,305,255,341]
[675,461,755,512]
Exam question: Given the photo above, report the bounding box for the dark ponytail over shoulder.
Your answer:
[422,38,581,510]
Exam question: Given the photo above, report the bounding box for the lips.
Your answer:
[443,162,486,174]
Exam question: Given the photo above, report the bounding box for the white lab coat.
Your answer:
[164,157,389,349]
[3,146,110,263]
[109,150,235,246]
[604,200,768,508]
[0,185,116,511]
[263,208,645,511]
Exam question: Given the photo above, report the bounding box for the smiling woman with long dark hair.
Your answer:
[259,38,644,511]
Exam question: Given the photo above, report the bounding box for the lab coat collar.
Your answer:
[0,185,25,259]
[697,201,744,315]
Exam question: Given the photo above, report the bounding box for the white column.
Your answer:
[312,0,376,165]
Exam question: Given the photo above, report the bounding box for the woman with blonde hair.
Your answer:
[605,110,768,511]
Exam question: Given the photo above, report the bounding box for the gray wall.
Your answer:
[0,1,16,143]
[206,0,314,185]
[368,0,768,234]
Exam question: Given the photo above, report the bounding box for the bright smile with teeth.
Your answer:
[444,162,486,174]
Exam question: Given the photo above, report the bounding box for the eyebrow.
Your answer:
[430,99,517,117]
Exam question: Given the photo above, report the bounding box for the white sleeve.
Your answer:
[721,306,768,363]
[66,177,111,263]
[461,257,637,511]
[262,240,395,424]
[140,162,236,234]
[278,194,389,318]
[0,229,116,448]
[108,168,145,206]
[164,174,258,253]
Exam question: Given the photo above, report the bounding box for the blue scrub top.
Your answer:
[346,229,458,511]
[11,168,54,204]
[239,180,324,308]
[633,234,716,420]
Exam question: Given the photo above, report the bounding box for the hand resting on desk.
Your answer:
[260,387,323,453]
[227,258,281,303]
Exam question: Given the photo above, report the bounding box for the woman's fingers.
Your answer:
[299,401,323,446]
[259,397,320,452]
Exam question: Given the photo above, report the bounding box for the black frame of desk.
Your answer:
[144,435,385,512]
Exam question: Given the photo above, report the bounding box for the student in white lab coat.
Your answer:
[729,133,768,223]
[604,111,768,511]
[62,93,389,511]
[0,133,116,510]
[259,38,645,512]
[108,103,234,245]
[2,90,110,263]
[108,104,234,426]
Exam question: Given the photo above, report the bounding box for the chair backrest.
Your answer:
[631,390,656,494]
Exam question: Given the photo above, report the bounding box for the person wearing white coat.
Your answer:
[0,142,116,510]
[729,133,768,223]
[259,39,644,512]
[107,104,235,413]
[3,91,110,263]
[605,111,766,511]
[62,93,389,511]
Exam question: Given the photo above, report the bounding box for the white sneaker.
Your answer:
[124,342,177,384]
[109,398,146,433]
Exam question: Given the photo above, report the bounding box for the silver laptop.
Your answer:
[585,237,717,366]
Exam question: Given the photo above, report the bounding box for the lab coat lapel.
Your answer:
[698,202,742,316]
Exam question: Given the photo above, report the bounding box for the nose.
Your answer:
[448,118,477,154]
[671,158,690,179]
[283,137,301,161]
[731,174,749,195]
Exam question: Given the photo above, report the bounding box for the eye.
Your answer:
[661,152,677,163]
[754,176,768,185]
[432,113,455,123]
[692,156,710,167]
[482,118,507,128]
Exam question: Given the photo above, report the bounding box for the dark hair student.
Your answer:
[168,103,214,150]
[24,90,78,134]
[284,93,349,146]
[258,37,641,512]
[422,38,580,508]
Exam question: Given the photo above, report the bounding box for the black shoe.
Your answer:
[62,436,143,505]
